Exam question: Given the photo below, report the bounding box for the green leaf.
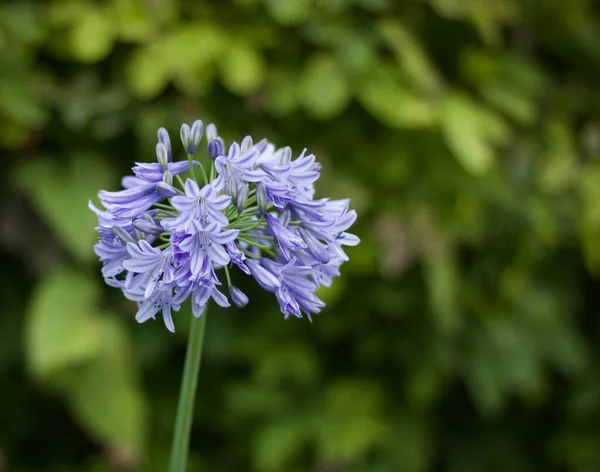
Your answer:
[70,7,115,63]
[265,67,300,116]
[299,53,351,120]
[357,64,437,128]
[14,153,116,262]
[57,318,147,463]
[579,161,600,274]
[0,80,48,126]
[26,267,101,377]
[440,93,508,175]
[220,45,265,96]
[535,119,578,193]
[377,19,442,95]
[126,45,171,99]
[253,418,308,471]
[111,0,157,43]
[317,379,387,461]
[262,0,312,25]
[424,252,461,334]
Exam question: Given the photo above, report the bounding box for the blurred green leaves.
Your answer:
[440,93,508,175]
[1,0,600,471]
[14,153,116,262]
[220,45,265,96]
[26,267,147,464]
[299,53,350,119]
[357,64,437,128]
[26,268,101,376]
[69,7,115,63]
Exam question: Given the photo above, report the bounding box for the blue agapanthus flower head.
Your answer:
[90,120,359,332]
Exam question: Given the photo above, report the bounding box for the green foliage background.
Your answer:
[1,0,600,470]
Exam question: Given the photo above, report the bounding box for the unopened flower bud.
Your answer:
[208,137,225,159]
[256,183,267,214]
[236,184,249,213]
[180,123,191,152]
[189,120,203,154]
[278,209,291,227]
[229,286,249,308]
[162,170,173,186]
[226,178,238,201]
[206,123,218,140]
[156,142,169,170]
[112,225,135,243]
[157,181,179,198]
[133,213,162,234]
[157,127,172,162]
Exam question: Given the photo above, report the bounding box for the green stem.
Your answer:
[187,154,199,184]
[155,203,175,211]
[169,311,208,472]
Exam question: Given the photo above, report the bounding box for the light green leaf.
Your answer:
[440,92,508,175]
[424,252,461,334]
[262,0,312,25]
[299,53,351,120]
[70,7,115,63]
[357,64,437,128]
[220,45,265,96]
[265,67,300,116]
[58,319,147,463]
[111,0,157,43]
[317,379,387,461]
[253,418,308,471]
[26,267,101,377]
[579,161,600,274]
[535,119,578,193]
[377,19,442,94]
[14,153,116,262]
[126,46,171,99]
[0,81,48,126]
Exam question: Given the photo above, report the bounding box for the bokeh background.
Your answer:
[2,0,600,471]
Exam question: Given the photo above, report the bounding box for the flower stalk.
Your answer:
[169,311,208,472]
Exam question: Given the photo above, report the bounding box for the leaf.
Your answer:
[111,0,157,43]
[317,379,387,461]
[253,418,308,471]
[70,7,115,63]
[299,53,351,120]
[262,0,312,25]
[26,267,102,377]
[440,92,508,175]
[357,64,437,128]
[579,161,600,274]
[57,318,148,463]
[14,153,116,262]
[535,119,578,193]
[265,67,300,116]
[377,19,442,94]
[220,45,266,96]
[424,252,461,334]
[462,50,547,125]
[126,46,171,99]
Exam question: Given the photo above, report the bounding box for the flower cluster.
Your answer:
[90,120,359,332]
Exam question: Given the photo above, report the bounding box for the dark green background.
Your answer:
[2,0,600,470]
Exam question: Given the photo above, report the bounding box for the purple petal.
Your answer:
[207,243,230,266]
[246,259,280,292]
[211,228,239,245]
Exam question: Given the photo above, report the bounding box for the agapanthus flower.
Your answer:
[90,119,359,332]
